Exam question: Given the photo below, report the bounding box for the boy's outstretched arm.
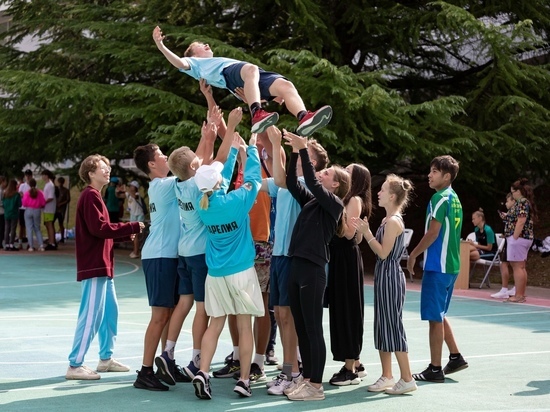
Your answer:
[153,26,190,70]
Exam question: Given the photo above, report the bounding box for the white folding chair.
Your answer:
[466,232,476,242]
[400,228,414,282]
[471,234,505,289]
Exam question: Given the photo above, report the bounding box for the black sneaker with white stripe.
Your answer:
[412,364,445,383]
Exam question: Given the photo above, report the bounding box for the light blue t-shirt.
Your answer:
[179,57,241,90]
[141,176,180,260]
[196,146,262,277]
[267,177,304,257]
[175,148,238,257]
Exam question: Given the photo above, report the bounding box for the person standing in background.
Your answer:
[126,181,146,259]
[17,169,33,248]
[22,178,46,252]
[0,175,6,249]
[55,176,71,244]
[104,177,121,223]
[3,179,21,251]
[41,169,58,250]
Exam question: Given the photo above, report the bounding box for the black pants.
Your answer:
[288,256,326,384]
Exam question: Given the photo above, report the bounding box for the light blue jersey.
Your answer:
[180,57,240,90]
[196,146,262,277]
[267,177,304,257]
[141,176,180,259]
[175,148,238,257]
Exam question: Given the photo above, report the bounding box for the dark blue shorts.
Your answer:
[223,62,285,101]
[177,254,208,302]
[420,270,457,322]
[269,255,292,307]
[142,258,178,308]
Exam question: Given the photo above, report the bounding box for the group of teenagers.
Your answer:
[63,26,474,402]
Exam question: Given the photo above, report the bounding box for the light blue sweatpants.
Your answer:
[68,277,118,367]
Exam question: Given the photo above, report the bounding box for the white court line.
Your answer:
[0,262,141,289]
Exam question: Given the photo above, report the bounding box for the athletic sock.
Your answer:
[430,364,442,372]
[449,353,461,360]
[192,349,201,367]
[297,110,307,121]
[165,340,176,360]
[282,363,293,379]
[253,353,264,367]
[250,102,261,116]
[233,346,240,361]
[141,365,154,374]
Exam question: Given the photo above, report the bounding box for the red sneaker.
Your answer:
[251,109,279,133]
[296,105,333,136]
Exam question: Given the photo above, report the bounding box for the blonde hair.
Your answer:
[168,146,196,180]
[199,191,213,210]
[331,165,351,237]
[184,42,202,57]
[307,138,329,171]
[472,208,485,221]
[385,174,413,211]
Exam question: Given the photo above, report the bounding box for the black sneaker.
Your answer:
[233,380,252,397]
[356,363,367,378]
[232,362,266,381]
[175,364,192,382]
[154,351,176,385]
[192,371,212,400]
[412,364,445,383]
[224,352,233,365]
[45,244,57,251]
[134,370,170,391]
[213,359,240,378]
[443,355,469,375]
[329,367,360,386]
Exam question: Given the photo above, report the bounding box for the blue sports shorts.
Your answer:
[142,258,178,308]
[177,254,208,302]
[223,62,285,101]
[420,270,458,322]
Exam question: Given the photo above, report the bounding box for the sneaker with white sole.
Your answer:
[192,371,212,399]
[284,374,305,396]
[233,379,252,397]
[96,358,130,372]
[491,288,510,299]
[385,378,417,395]
[267,372,288,388]
[367,376,395,392]
[296,105,333,136]
[267,375,294,395]
[66,365,101,380]
[287,380,325,401]
[356,363,367,378]
[507,287,516,296]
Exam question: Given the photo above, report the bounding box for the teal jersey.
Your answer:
[175,148,238,257]
[196,146,262,277]
[423,187,463,274]
[141,176,180,259]
[267,177,304,257]
[180,57,240,90]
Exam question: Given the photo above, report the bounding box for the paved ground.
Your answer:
[1,242,550,411]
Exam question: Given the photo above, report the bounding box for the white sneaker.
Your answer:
[267,375,294,395]
[507,287,516,297]
[490,288,510,299]
[96,358,130,372]
[367,376,395,392]
[28,248,34,252]
[267,373,288,388]
[385,378,417,395]
[286,380,325,401]
[66,365,101,380]
[129,252,140,259]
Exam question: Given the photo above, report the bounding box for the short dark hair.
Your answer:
[41,169,55,180]
[134,144,159,175]
[430,155,459,182]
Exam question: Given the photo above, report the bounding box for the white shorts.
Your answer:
[204,267,265,318]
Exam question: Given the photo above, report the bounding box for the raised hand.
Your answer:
[207,105,223,128]
[266,125,282,146]
[199,78,212,98]
[227,107,243,129]
[152,26,165,44]
[249,132,257,147]
[350,216,369,236]
[282,129,307,152]
[201,121,218,142]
